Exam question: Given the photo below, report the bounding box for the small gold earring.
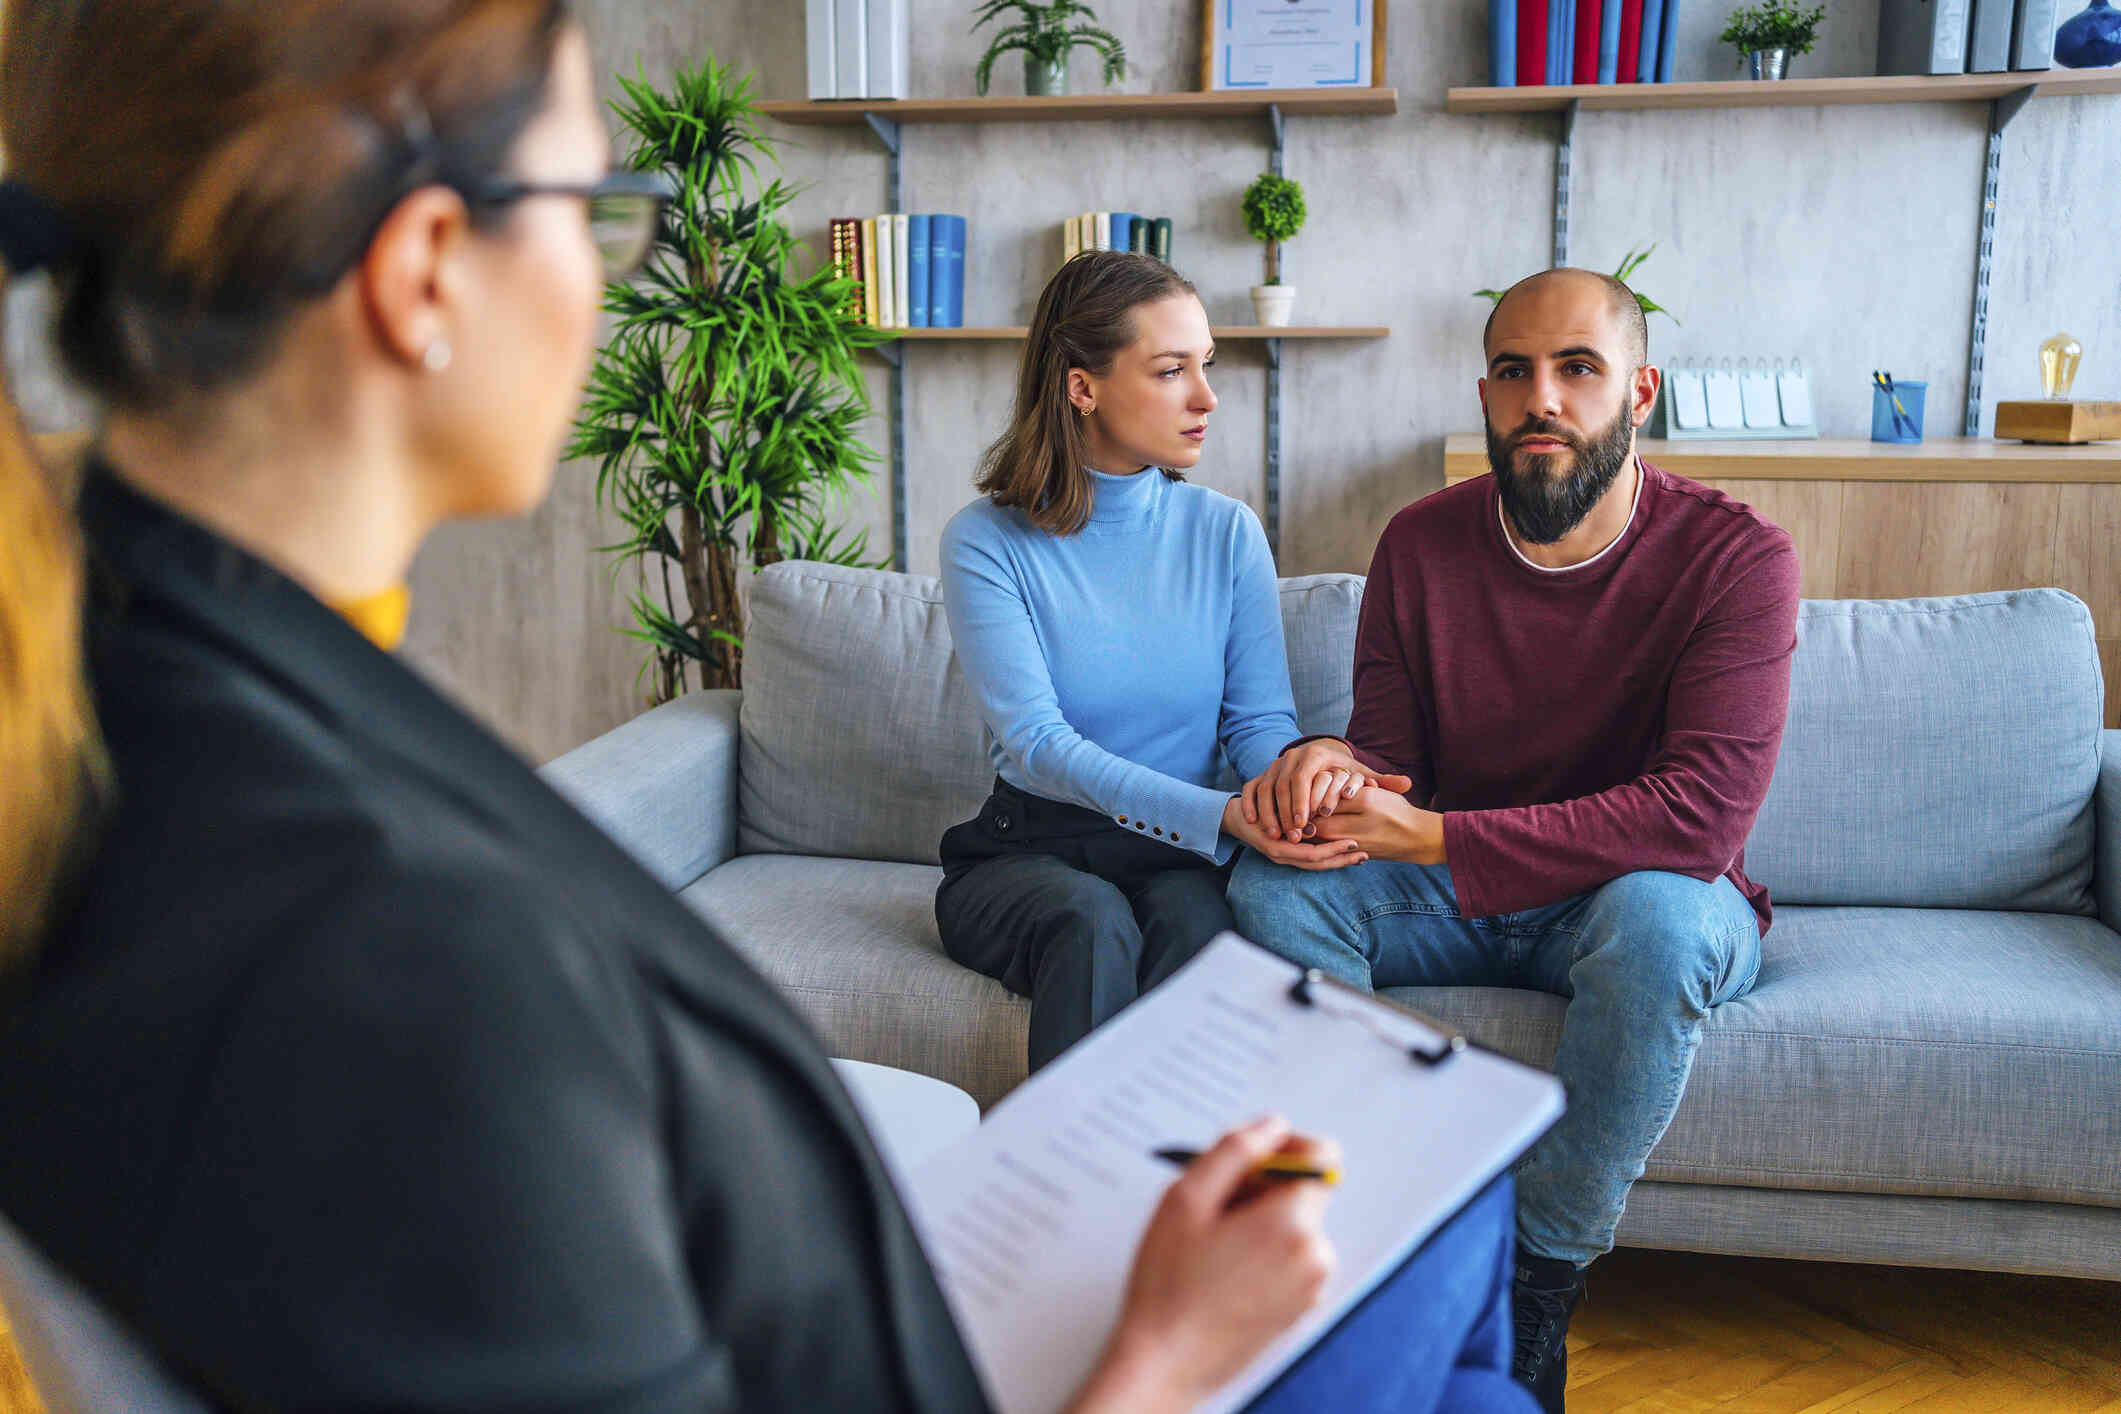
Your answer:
[1079,405,1092,416]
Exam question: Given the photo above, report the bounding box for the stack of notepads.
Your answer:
[1489,0,1680,84]
[1063,212,1175,265]
[831,215,968,330]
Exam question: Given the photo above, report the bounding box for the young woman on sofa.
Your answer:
[0,4,1532,1411]
[937,251,1412,1072]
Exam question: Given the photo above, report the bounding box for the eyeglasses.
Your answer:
[468,169,674,280]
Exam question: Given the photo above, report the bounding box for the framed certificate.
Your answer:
[1200,0,1388,91]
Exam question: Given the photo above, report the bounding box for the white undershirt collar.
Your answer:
[1499,456,1644,573]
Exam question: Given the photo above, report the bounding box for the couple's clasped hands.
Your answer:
[1220,739,1446,871]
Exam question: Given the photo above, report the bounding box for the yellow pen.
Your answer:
[1153,1146,1342,1185]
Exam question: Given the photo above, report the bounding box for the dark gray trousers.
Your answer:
[935,779,1236,1072]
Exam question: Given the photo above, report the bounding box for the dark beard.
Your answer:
[1486,399,1636,545]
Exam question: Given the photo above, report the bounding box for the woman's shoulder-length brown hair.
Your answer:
[973,251,1198,537]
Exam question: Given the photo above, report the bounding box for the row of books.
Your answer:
[1491,0,1680,85]
[1061,213,1177,265]
[830,214,968,329]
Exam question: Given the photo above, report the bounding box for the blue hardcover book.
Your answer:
[1636,0,1665,80]
[931,214,966,329]
[1655,0,1677,79]
[1549,0,1569,80]
[1597,0,1624,80]
[1110,212,1139,254]
[906,214,931,329]
[1493,0,1518,84]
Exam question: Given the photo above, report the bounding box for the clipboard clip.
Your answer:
[1287,968,1468,1067]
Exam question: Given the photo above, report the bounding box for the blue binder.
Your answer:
[906,213,931,329]
[1493,0,1518,83]
[1636,0,1665,81]
[930,214,966,329]
[1597,0,1624,80]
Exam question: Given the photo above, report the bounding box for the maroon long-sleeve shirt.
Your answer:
[1341,459,1801,931]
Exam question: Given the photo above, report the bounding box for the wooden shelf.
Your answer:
[760,89,1399,125]
[1446,67,2121,114]
[1443,434,2121,483]
[874,326,1389,342]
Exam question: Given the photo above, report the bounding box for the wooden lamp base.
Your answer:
[1994,400,2121,444]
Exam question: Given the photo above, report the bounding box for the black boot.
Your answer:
[1511,1253,1586,1414]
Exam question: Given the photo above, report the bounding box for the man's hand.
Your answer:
[1241,740,1414,843]
[1221,797,1367,871]
[1308,786,1447,866]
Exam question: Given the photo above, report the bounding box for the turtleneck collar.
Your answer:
[1083,465,1166,529]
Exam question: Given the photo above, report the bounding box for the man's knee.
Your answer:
[1580,871,1749,990]
[1226,850,1304,932]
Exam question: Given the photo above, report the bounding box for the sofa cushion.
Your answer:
[1389,903,2121,1208]
[1278,573,1363,741]
[738,563,987,866]
[1744,592,2102,913]
[738,562,1367,865]
[679,854,1028,1107]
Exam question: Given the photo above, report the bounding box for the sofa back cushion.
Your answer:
[1743,590,2102,913]
[738,563,1366,865]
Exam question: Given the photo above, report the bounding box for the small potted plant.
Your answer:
[972,1,1126,97]
[1718,0,1826,78]
[1241,172,1306,328]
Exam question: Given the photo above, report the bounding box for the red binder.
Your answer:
[1517,0,1547,83]
[1573,0,1604,82]
[1617,0,1647,80]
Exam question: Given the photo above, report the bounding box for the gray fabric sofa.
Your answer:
[542,561,2121,1281]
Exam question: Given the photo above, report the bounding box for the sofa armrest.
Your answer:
[2101,730,2121,934]
[538,689,741,891]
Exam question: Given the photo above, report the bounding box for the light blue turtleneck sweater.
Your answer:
[939,467,1298,863]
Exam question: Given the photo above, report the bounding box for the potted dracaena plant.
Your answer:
[571,58,887,700]
[971,0,1126,97]
[1718,0,1827,78]
[1476,243,1680,327]
[1241,171,1306,327]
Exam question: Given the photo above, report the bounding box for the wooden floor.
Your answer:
[3,1249,2116,1412]
[1570,1248,2121,1412]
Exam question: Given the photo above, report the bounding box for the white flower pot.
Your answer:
[1250,284,1297,328]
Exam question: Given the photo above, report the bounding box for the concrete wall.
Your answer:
[18,2,2118,761]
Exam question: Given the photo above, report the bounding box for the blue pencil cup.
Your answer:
[1871,380,1926,443]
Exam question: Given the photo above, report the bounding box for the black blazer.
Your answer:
[0,469,989,1413]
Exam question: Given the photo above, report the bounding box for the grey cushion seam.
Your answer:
[773,567,945,604]
[777,982,1018,1004]
[1704,1028,2121,1058]
[1798,595,2086,623]
[1646,1159,2117,1196]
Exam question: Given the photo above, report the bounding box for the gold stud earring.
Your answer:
[1079,404,1092,416]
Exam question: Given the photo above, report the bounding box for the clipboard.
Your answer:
[897,933,1565,1414]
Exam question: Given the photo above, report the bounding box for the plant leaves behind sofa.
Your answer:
[543,562,2121,1280]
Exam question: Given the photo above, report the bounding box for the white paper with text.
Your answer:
[898,933,1564,1414]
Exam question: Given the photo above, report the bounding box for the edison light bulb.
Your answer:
[2040,333,2082,400]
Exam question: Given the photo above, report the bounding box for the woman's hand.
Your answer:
[1222,797,1367,871]
[1069,1116,1340,1414]
[1241,741,1414,843]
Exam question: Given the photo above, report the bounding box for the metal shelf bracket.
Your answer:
[864,113,902,213]
[1264,336,1284,559]
[1964,84,2038,436]
[1553,98,1581,268]
[1267,102,1287,176]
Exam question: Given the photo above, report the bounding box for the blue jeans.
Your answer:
[1228,859,1761,1268]
[1250,1174,1536,1413]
